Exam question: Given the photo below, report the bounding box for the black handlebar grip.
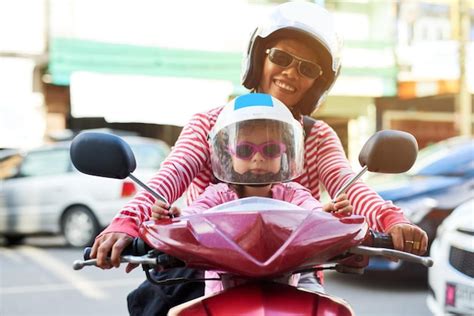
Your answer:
[131,237,152,256]
[83,247,92,260]
[371,231,394,249]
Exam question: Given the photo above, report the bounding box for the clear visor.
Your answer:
[210,119,304,185]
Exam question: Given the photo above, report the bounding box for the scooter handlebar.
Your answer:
[73,238,157,270]
[73,238,185,271]
[355,230,433,267]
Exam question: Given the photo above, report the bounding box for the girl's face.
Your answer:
[257,38,319,110]
[230,127,282,176]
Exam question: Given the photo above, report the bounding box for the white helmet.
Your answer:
[241,2,342,115]
[209,93,304,185]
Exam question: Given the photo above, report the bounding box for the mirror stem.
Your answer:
[128,173,170,205]
[332,165,368,203]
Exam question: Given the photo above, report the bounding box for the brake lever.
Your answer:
[349,245,434,268]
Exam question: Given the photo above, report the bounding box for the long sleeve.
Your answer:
[300,120,410,232]
[101,107,223,237]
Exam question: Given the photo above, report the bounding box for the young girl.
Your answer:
[152,93,351,296]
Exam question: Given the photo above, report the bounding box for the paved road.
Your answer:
[1,237,432,316]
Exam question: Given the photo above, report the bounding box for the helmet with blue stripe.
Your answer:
[209,93,304,185]
[241,2,342,115]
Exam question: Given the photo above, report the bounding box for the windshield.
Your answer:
[130,143,170,169]
[408,137,474,177]
[0,153,23,180]
[205,197,307,213]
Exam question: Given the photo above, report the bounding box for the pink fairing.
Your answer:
[176,283,354,316]
[178,182,323,294]
[182,182,322,294]
[141,196,368,296]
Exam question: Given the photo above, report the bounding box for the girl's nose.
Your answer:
[251,151,266,162]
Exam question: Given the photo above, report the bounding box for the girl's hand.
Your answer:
[151,200,181,220]
[323,193,353,217]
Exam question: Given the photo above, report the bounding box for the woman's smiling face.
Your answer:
[257,38,319,110]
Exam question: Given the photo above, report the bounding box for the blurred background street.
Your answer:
[1,237,431,316]
[1,0,473,315]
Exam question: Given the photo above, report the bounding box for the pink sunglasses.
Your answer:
[229,141,287,160]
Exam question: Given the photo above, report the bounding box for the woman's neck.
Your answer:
[241,184,273,198]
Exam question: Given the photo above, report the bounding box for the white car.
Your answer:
[0,135,171,247]
[427,198,474,316]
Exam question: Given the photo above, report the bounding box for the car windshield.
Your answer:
[20,149,71,177]
[130,143,169,169]
[0,138,169,180]
[408,137,474,177]
[0,148,71,179]
[0,153,23,180]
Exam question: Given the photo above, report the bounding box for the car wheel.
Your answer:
[4,234,25,246]
[62,206,100,248]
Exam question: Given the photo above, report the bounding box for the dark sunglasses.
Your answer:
[265,48,323,79]
[229,141,287,160]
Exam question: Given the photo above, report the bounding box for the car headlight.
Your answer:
[396,197,438,223]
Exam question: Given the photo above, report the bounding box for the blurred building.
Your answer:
[0,0,48,149]
[1,0,472,158]
[375,0,474,148]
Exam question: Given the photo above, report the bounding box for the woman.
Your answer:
[91,1,427,312]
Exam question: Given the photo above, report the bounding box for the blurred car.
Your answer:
[427,199,474,316]
[0,134,170,247]
[365,136,474,274]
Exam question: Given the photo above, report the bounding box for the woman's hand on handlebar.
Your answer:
[90,232,133,269]
[386,223,428,256]
[152,200,181,220]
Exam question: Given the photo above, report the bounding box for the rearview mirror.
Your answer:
[70,132,169,204]
[70,132,136,179]
[333,130,418,201]
[359,130,418,173]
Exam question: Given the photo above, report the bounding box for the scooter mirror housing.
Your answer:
[70,132,137,179]
[358,130,418,173]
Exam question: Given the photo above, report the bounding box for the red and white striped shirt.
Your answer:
[102,106,410,237]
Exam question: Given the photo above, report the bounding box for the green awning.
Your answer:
[49,38,243,86]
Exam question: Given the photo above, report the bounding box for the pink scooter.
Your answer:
[71,130,433,315]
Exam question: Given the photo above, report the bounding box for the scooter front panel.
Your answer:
[174,283,354,316]
[141,201,368,277]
